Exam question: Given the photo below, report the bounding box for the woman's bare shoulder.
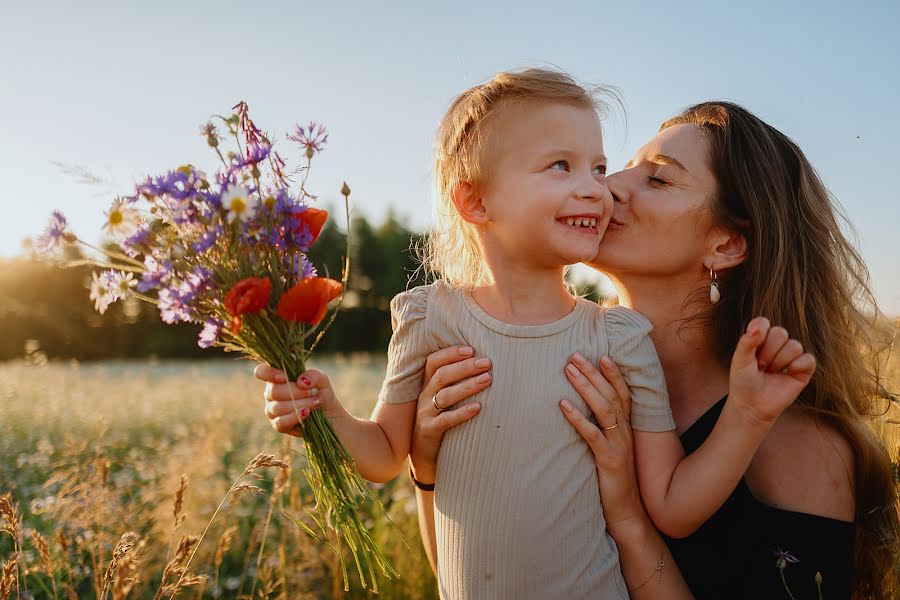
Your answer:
[745,406,856,522]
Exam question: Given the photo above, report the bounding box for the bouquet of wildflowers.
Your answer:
[35,102,396,590]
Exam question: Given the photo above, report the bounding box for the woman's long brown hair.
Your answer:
[662,102,899,599]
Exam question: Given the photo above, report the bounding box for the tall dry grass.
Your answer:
[0,354,435,599]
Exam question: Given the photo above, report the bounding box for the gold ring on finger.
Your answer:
[602,422,619,431]
[432,393,445,412]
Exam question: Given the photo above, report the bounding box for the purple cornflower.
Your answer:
[287,122,328,156]
[192,223,222,253]
[138,255,172,293]
[36,211,70,252]
[158,286,192,324]
[235,142,271,168]
[288,253,317,282]
[178,266,213,304]
[198,318,225,348]
[774,548,799,571]
[122,225,151,258]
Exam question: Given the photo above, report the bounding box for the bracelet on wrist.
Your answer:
[408,465,435,491]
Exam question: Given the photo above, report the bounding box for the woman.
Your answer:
[408,102,899,598]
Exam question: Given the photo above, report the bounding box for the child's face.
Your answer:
[479,102,613,270]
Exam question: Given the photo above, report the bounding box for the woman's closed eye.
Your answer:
[648,175,670,187]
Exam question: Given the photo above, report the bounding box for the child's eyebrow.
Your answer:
[539,148,608,163]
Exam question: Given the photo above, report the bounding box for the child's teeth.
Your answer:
[565,218,575,226]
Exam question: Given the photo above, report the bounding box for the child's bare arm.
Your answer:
[635,317,816,538]
[257,366,416,483]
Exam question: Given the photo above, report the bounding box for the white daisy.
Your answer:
[221,185,257,223]
[90,271,114,315]
[111,271,137,297]
[103,198,140,238]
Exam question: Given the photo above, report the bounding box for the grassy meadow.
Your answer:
[1,324,898,600]
[0,354,436,599]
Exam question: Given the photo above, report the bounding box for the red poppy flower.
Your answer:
[293,207,327,246]
[277,277,343,326]
[224,277,272,333]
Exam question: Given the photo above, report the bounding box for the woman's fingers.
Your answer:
[423,346,476,382]
[422,357,492,401]
[598,356,633,422]
[433,402,482,432]
[560,399,612,455]
[569,353,618,402]
[254,364,287,384]
[428,373,492,413]
[565,359,618,429]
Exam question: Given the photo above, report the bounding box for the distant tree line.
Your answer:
[0,212,603,361]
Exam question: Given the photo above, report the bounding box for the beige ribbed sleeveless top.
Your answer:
[379,281,675,599]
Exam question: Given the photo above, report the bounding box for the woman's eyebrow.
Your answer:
[624,154,688,171]
[649,154,688,171]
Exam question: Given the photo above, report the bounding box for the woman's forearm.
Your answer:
[414,486,439,575]
[609,516,694,599]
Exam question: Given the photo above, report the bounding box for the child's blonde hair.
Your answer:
[423,67,616,287]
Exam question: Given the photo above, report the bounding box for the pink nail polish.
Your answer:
[300,376,311,386]
[301,408,309,417]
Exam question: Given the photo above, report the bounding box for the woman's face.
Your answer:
[588,123,720,280]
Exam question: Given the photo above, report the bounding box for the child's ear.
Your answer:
[451,182,489,226]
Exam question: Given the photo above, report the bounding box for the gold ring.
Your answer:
[432,394,445,412]
[602,422,619,431]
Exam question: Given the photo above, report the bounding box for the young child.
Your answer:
[259,69,814,598]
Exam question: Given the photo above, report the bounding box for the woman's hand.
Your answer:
[560,354,647,535]
[560,355,695,598]
[408,346,492,483]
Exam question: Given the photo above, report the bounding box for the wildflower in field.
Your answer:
[32,103,392,591]
[36,211,70,252]
[158,286,192,324]
[774,548,799,571]
[288,122,328,157]
[103,198,139,238]
[293,207,328,248]
[192,223,221,254]
[224,277,272,333]
[137,255,172,293]
[198,318,224,348]
[277,277,343,325]
[200,121,220,147]
[289,254,317,281]
[89,271,114,314]
[122,225,152,258]
[111,271,137,296]
[235,142,271,168]
[221,184,256,223]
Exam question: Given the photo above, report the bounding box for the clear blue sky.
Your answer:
[3,1,898,313]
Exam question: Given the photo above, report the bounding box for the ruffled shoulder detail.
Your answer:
[389,284,430,328]
[604,305,653,340]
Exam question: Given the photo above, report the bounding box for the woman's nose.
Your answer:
[606,171,628,204]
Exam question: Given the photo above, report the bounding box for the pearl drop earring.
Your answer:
[709,266,720,304]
